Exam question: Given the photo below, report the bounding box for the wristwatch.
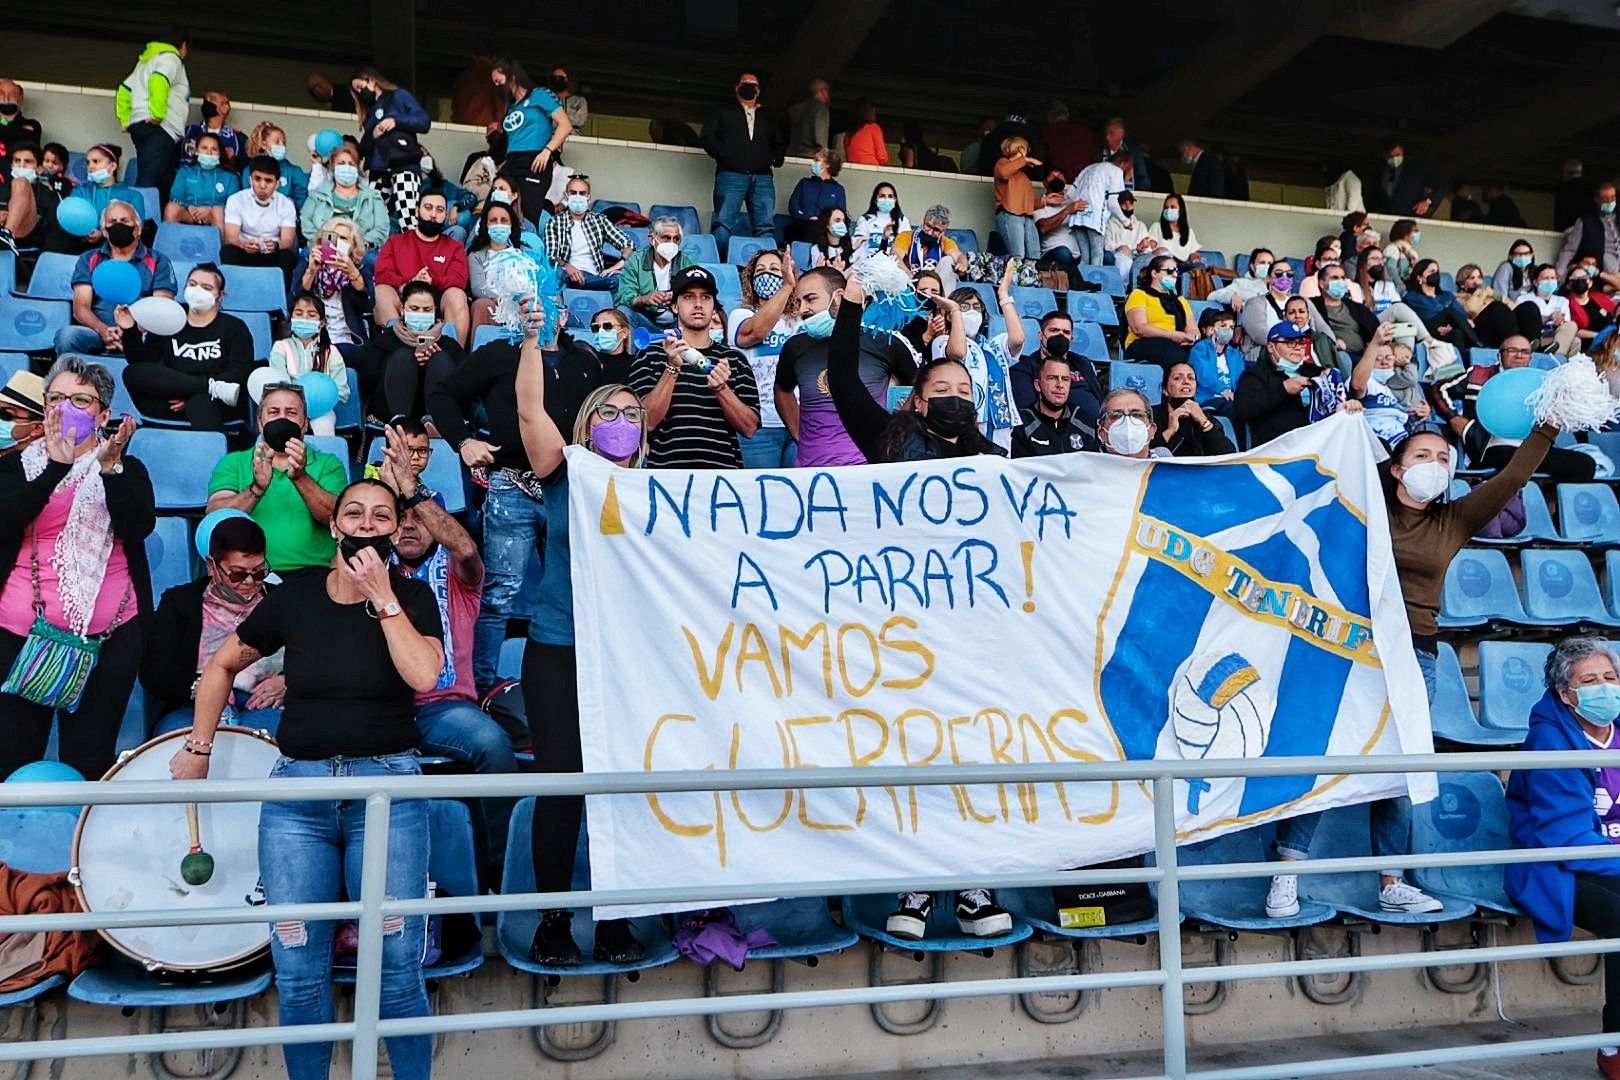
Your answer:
[377,601,403,619]
[401,485,437,510]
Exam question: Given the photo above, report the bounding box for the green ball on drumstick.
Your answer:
[181,803,215,886]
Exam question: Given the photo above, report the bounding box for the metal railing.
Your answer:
[3,750,1619,1080]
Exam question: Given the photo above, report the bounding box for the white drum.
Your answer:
[71,726,280,972]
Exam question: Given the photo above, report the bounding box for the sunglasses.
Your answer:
[589,321,620,332]
[213,562,270,585]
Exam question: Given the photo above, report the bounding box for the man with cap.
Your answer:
[0,370,45,458]
[701,71,784,255]
[629,265,761,469]
[1232,320,1319,445]
[1105,189,1155,290]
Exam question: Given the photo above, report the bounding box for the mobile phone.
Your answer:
[319,240,334,261]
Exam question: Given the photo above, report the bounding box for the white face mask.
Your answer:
[184,285,217,313]
[655,241,680,261]
[1398,460,1448,503]
[1106,415,1150,456]
[960,310,984,338]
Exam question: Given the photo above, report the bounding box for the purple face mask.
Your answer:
[55,402,99,445]
[590,415,641,460]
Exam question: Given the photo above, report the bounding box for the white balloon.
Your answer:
[246,366,281,405]
[128,296,186,337]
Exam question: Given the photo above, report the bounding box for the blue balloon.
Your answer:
[1474,366,1547,440]
[6,761,87,815]
[56,197,100,238]
[195,508,252,560]
[314,128,344,158]
[298,371,340,418]
[91,259,143,306]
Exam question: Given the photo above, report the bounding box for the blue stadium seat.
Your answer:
[945,228,979,253]
[1530,353,1562,371]
[1282,256,1307,282]
[0,808,80,1006]
[726,235,772,267]
[592,198,641,215]
[68,960,273,1013]
[651,204,702,238]
[93,354,140,418]
[1471,480,1562,546]
[304,435,353,480]
[1298,802,1475,924]
[681,234,720,263]
[1606,550,1620,620]
[498,638,526,680]
[145,516,197,600]
[21,252,78,300]
[0,295,70,352]
[0,252,16,294]
[1437,271,1456,293]
[1079,265,1125,298]
[842,891,1031,952]
[1200,250,1228,269]
[619,225,649,249]
[1067,290,1119,327]
[1009,286,1056,321]
[1108,361,1164,405]
[0,353,24,384]
[1520,549,1620,629]
[1235,253,1251,276]
[68,152,87,182]
[1187,299,1221,323]
[564,289,608,332]
[1468,347,1500,368]
[129,429,226,511]
[1477,641,1551,733]
[703,263,741,300]
[1558,483,1620,544]
[1070,321,1109,362]
[1411,772,1522,915]
[133,188,162,224]
[958,282,996,314]
[789,241,814,270]
[332,367,363,434]
[1175,821,1336,931]
[1430,642,1523,746]
[238,311,272,360]
[472,324,505,350]
[1437,548,1552,630]
[220,265,287,314]
[1216,414,1240,451]
[365,437,466,514]
[154,222,223,263]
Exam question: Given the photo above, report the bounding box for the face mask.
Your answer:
[1423,272,1441,288]
[290,317,321,339]
[209,563,262,605]
[1272,273,1295,291]
[811,161,824,178]
[416,217,445,238]
[1571,278,1593,295]
[1325,279,1349,300]
[1370,367,1394,383]
[1106,415,1150,455]
[88,167,112,185]
[1537,278,1558,296]
[201,101,220,121]
[1180,153,1195,165]
[738,83,759,102]
[0,103,18,118]
[875,197,896,214]
[198,153,220,169]
[1119,206,1134,218]
[1213,325,1234,346]
[339,532,394,563]
[10,166,35,184]
[104,221,137,247]
[960,310,984,338]
[56,402,98,445]
[586,412,641,460]
[1511,255,1531,269]
[1388,155,1404,169]
[1576,683,1620,725]
[565,194,589,215]
[829,220,848,238]
[356,88,378,109]
[1163,209,1181,223]
[802,309,836,339]
[262,417,301,451]
[333,163,359,186]
[1604,202,1618,215]
[709,326,726,345]
[655,241,680,261]
[593,327,621,351]
[924,394,977,437]
[550,75,570,93]
[1411,231,1422,245]
[753,272,783,299]
[184,285,217,312]
[490,189,512,205]
[1251,262,1272,278]
[486,223,512,246]
[1398,460,1448,503]
[268,144,287,161]
[0,419,17,449]
[1159,273,1178,292]
[402,311,436,333]
[1045,333,1070,357]
[1277,359,1301,376]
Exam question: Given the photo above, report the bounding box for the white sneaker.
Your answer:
[1264,874,1300,918]
[1379,879,1443,914]
[209,378,241,406]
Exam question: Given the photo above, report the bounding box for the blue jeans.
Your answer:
[568,270,621,292]
[473,473,545,694]
[628,307,676,331]
[712,171,774,252]
[156,702,283,737]
[54,325,111,356]
[416,698,519,870]
[258,753,430,1080]
[996,211,1041,260]
[739,426,797,470]
[1073,226,1105,266]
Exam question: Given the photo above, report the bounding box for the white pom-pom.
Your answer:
[1526,355,1620,432]
[854,253,912,298]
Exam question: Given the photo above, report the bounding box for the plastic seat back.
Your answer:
[367,437,465,513]
[154,222,223,263]
[1559,483,1620,543]
[1067,290,1119,327]
[304,435,353,480]
[704,263,741,299]
[726,235,771,266]
[0,295,70,352]
[1411,772,1520,914]
[22,252,79,300]
[945,228,979,253]
[1521,549,1614,626]
[0,809,76,874]
[497,638,526,680]
[1109,361,1164,405]
[145,516,197,599]
[220,264,288,314]
[1071,321,1109,362]
[238,311,272,360]
[564,289,608,332]
[680,233,720,263]
[1478,640,1553,731]
[650,204,702,239]
[429,799,480,899]
[129,428,226,511]
[331,368,362,434]
[1009,285,1056,321]
[1438,548,1531,628]
[591,198,641,215]
[1080,265,1124,297]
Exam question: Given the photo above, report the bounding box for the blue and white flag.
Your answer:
[568,414,1433,911]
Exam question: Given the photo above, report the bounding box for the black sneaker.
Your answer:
[955,888,1012,936]
[592,918,645,964]
[886,892,934,940]
[528,910,584,966]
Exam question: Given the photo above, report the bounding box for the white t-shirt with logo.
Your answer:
[727,307,797,430]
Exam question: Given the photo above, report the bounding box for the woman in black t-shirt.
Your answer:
[170,477,443,1080]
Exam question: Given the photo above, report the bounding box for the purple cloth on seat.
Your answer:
[671,908,775,970]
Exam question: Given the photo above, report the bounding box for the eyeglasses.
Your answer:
[920,226,945,240]
[403,445,432,460]
[593,403,645,424]
[44,391,101,409]
[1276,338,1311,349]
[213,563,270,585]
[1104,409,1151,422]
[261,381,305,398]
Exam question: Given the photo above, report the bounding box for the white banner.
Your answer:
[568,414,1435,913]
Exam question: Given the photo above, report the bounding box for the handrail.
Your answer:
[1,748,1615,1078]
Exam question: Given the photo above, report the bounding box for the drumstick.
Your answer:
[181,804,216,886]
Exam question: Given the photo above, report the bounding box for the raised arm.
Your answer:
[515,304,566,480]
[825,276,890,462]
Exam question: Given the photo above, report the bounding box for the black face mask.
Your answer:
[1044,333,1070,357]
[1365,264,1384,281]
[923,394,977,438]
[1571,278,1593,294]
[104,221,137,247]
[737,83,759,102]
[416,218,445,238]
[496,82,514,103]
[550,75,569,93]
[200,101,220,121]
[356,87,378,109]
[339,532,395,564]
[262,417,301,452]
[0,103,18,118]
[1423,272,1441,288]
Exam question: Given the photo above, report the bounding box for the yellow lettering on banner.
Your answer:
[779,622,833,697]
[683,623,734,702]
[726,722,793,832]
[783,715,854,831]
[598,476,625,535]
[836,623,882,696]
[1046,709,1120,826]
[735,623,784,697]
[642,714,722,863]
[878,616,935,689]
[839,707,896,829]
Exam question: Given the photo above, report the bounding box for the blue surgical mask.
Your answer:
[593,327,620,351]
[1604,202,1618,215]
[268,144,287,161]
[1277,359,1301,376]
[1511,255,1531,269]
[198,153,220,169]
[875,197,896,214]
[486,223,512,246]
[1369,367,1394,383]
[1325,279,1349,300]
[565,194,589,215]
[811,161,824,178]
[10,166,35,183]
[709,327,726,345]
[1576,683,1620,724]
[1411,230,1422,245]
[802,310,836,339]
[402,311,436,333]
[1159,273,1178,291]
[88,168,112,184]
[829,220,848,238]
[1538,278,1559,296]
[290,317,321,339]
[1163,208,1181,223]
[0,419,18,449]
[333,163,359,186]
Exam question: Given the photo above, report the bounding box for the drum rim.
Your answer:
[71,724,280,973]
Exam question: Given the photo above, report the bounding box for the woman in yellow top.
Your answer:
[1124,254,1198,368]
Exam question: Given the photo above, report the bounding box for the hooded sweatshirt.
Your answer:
[116,42,191,141]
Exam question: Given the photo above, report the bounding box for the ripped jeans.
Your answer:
[258,753,430,1080]
[472,473,546,694]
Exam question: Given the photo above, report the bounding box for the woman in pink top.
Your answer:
[0,356,152,780]
[842,99,889,166]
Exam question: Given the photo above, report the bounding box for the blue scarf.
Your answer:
[402,545,457,691]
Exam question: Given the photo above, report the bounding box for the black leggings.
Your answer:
[1575,872,1620,1033]
[1472,301,1523,349]
[1123,336,1190,371]
[0,617,145,781]
[1421,305,1483,350]
[123,363,238,431]
[377,347,457,422]
[497,152,556,230]
[523,640,583,898]
[1480,444,1596,483]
